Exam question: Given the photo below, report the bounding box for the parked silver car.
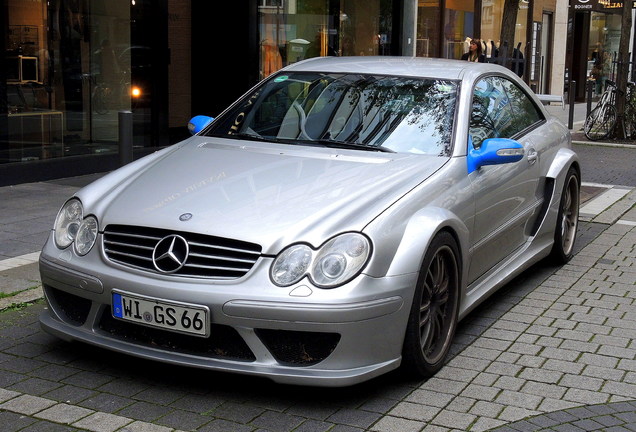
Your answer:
[39,57,579,386]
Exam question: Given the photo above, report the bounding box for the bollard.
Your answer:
[118,110,133,167]
[568,81,576,130]
[586,80,593,119]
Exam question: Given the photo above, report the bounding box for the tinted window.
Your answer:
[503,78,543,131]
[469,76,543,148]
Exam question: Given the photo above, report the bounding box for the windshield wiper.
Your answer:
[225,132,273,142]
[311,139,396,153]
[214,133,395,153]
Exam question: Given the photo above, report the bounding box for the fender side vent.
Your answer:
[531,177,555,236]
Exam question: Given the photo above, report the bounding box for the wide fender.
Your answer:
[532,147,580,241]
[365,206,470,282]
[546,147,579,183]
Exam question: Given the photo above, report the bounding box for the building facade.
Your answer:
[0,0,631,186]
[567,0,635,100]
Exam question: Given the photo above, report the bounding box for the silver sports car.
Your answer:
[39,57,580,387]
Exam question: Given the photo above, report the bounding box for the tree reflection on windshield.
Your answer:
[206,73,458,156]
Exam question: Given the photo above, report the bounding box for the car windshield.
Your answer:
[204,72,459,156]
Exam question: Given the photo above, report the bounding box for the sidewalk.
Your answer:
[545,101,635,148]
[0,174,106,310]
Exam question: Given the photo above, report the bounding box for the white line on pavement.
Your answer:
[617,220,636,226]
[582,181,624,189]
[0,252,40,271]
[580,186,632,217]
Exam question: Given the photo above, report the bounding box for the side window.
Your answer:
[469,77,514,148]
[500,78,544,136]
[469,76,544,149]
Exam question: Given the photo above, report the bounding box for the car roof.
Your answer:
[282,56,510,80]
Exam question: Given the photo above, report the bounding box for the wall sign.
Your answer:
[570,0,636,10]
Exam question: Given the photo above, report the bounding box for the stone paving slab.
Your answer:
[0,387,186,432]
[592,188,636,225]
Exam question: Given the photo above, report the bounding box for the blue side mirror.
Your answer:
[188,115,214,135]
[467,138,524,174]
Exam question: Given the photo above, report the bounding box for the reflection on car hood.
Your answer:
[93,137,448,253]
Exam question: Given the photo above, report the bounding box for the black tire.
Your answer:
[549,167,580,264]
[402,231,460,378]
[584,104,617,141]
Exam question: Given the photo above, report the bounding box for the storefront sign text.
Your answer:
[570,0,635,9]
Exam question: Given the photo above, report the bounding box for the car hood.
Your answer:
[85,137,448,253]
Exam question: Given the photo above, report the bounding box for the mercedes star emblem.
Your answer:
[152,235,189,273]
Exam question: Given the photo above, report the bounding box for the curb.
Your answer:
[0,252,42,311]
[591,188,636,225]
[573,140,636,148]
[0,286,43,311]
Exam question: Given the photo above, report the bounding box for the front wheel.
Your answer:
[402,231,460,378]
[549,167,580,264]
[584,105,617,141]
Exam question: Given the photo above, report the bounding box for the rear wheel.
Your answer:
[402,231,460,378]
[549,167,580,264]
[584,105,616,141]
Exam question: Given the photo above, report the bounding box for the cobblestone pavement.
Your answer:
[1,110,636,431]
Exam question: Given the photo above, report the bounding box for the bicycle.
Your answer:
[91,72,131,115]
[624,81,636,139]
[584,80,618,141]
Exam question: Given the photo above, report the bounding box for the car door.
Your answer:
[467,75,545,284]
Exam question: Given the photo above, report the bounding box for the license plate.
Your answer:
[112,291,209,337]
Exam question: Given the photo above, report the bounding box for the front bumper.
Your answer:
[39,236,417,387]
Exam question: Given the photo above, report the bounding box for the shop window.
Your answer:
[479,0,528,62]
[588,12,621,95]
[443,1,475,60]
[258,0,394,79]
[2,0,137,164]
[417,0,440,57]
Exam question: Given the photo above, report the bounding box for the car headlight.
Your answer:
[74,216,98,256]
[54,199,83,248]
[270,244,313,286]
[270,233,371,288]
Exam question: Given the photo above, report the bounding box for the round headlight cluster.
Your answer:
[75,216,98,256]
[270,233,371,288]
[54,199,99,255]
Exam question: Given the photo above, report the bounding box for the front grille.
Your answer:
[103,225,262,279]
[99,307,256,361]
[256,329,341,366]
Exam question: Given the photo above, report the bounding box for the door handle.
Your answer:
[527,148,538,164]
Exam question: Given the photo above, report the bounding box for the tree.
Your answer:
[499,0,521,68]
[614,0,633,139]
